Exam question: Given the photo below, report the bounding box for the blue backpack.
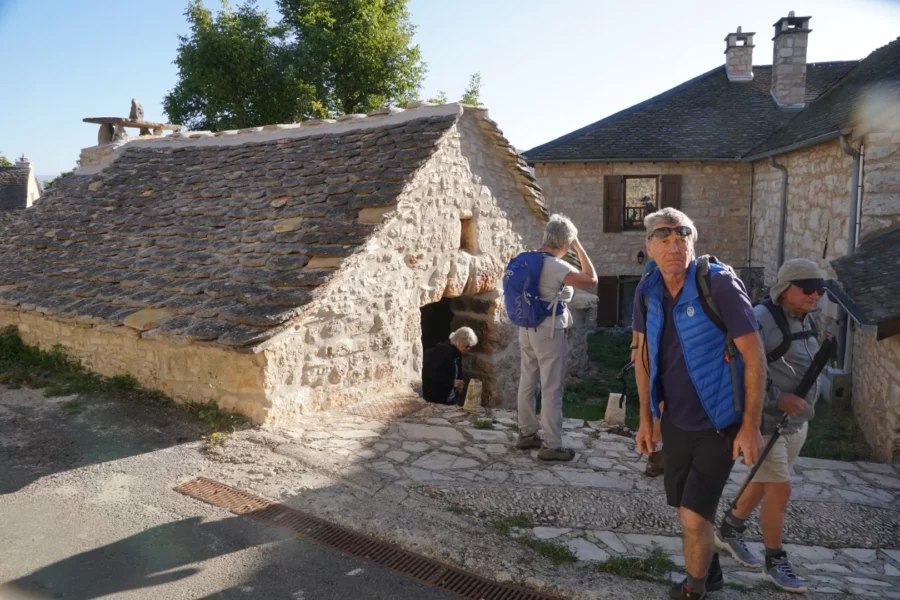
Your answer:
[502,251,565,328]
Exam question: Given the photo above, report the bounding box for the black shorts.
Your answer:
[661,415,738,523]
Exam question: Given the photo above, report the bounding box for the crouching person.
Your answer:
[717,259,828,594]
[422,327,478,405]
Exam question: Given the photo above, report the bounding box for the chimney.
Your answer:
[771,11,812,108]
[724,26,755,82]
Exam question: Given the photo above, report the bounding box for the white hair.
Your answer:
[542,214,578,249]
[449,327,478,348]
[643,207,699,242]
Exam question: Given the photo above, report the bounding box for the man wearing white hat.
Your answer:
[716,258,828,594]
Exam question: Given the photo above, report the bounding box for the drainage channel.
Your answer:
[176,477,563,600]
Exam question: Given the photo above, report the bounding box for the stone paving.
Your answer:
[269,400,900,597]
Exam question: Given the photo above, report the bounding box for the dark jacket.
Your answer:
[422,341,462,404]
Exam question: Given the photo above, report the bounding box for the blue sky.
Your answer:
[1,0,899,176]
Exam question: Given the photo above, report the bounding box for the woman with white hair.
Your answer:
[422,327,478,405]
[515,214,598,461]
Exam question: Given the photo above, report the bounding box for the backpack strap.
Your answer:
[761,298,818,363]
[695,255,741,413]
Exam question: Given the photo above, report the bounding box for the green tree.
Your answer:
[460,71,482,106]
[0,153,12,168]
[42,169,76,191]
[427,72,483,106]
[164,0,426,130]
[164,0,319,131]
[277,0,425,116]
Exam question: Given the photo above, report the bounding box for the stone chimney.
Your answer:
[771,12,812,108]
[15,155,31,170]
[724,26,755,82]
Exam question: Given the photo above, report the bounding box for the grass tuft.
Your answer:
[472,419,494,430]
[802,396,870,461]
[515,536,577,565]
[596,546,677,581]
[490,514,533,537]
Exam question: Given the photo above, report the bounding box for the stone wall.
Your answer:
[0,309,269,422]
[260,112,550,417]
[852,329,900,463]
[534,162,753,277]
[860,130,900,241]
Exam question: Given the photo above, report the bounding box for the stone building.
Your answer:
[525,14,900,461]
[0,103,595,423]
[0,155,41,212]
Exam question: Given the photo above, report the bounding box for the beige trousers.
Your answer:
[517,325,567,449]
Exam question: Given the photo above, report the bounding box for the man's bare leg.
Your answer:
[759,482,791,549]
[679,507,715,591]
[731,481,766,520]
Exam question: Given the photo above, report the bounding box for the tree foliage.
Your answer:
[42,169,77,191]
[164,0,426,130]
[427,72,483,106]
[0,153,12,168]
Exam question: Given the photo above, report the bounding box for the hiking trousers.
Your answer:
[517,325,567,449]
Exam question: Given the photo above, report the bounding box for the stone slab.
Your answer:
[783,544,835,562]
[386,450,410,463]
[532,527,571,540]
[794,457,859,471]
[397,423,464,443]
[401,441,430,453]
[841,548,878,563]
[846,577,893,587]
[804,563,852,574]
[621,534,682,553]
[883,550,900,564]
[465,429,509,442]
[803,469,841,486]
[565,538,609,562]
[594,531,628,554]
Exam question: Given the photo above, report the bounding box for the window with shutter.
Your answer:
[596,276,619,327]
[603,176,623,233]
[660,175,682,210]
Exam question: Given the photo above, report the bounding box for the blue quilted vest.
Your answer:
[644,260,745,430]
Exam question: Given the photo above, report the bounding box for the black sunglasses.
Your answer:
[648,226,693,240]
[796,285,826,296]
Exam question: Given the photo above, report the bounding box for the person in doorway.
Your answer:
[632,258,665,477]
[422,327,478,405]
[633,208,766,600]
[716,259,827,594]
[515,214,598,461]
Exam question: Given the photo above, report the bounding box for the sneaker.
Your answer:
[765,552,808,593]
[515,433,543,450]
[716,529,762,568]
[645,449,665,477]
[536,445,575,462]
[668,554,724,599]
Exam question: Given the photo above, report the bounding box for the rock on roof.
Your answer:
[523,63,856,162]
[830,227,900,340]
[0,167,30,212]
[0,104,536,350]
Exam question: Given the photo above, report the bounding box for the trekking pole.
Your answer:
[616,361,634,408]
[723,334,837,520]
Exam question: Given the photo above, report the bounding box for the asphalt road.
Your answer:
[0,385,456,600]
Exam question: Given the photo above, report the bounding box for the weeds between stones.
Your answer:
[596,545,678,581]
[473,419,494,430]
[0,326,244,444]
[488,515,577,565]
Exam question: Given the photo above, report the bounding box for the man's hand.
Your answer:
[733,424,763,465]
[453,379,464,391]
[636,420,655,456]
[777,393,807,416]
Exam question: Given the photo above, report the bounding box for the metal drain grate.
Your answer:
[340,395,426,421]
[176,477,563,600]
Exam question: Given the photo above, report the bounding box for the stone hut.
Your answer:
[0,156,41,212]
[0,103,595,423]
[524,14,900,460]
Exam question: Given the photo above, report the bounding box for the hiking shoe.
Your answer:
[668,554,724,599]
[765,552,808,593]
[668,584,706,600]
[536,446,575,462]
[515,433,543,450]
[645,449,665,477]
[716,530,762,568]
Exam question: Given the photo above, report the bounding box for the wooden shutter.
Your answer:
[660,175,682,210]
[596,276,619,327]
[603,175,624,233]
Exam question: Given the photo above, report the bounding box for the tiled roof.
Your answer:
[0,111,460,349]
[523,62,856,162]
[830,227,900,338]
[747,37,900,158]
[0,167,30,211]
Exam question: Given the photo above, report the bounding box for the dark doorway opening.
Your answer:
[619,277,641,328]
[420,297,454,351]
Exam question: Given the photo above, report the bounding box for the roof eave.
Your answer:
[527,156,740,165]
[740,130,842,162]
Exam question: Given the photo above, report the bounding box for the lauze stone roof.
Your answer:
[0,110,462,349]
[830,227,900,339]
[0,167,31,212]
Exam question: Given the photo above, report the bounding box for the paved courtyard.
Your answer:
[258,398,900,598]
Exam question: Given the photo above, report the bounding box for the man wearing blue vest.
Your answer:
[633,208,766,600]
